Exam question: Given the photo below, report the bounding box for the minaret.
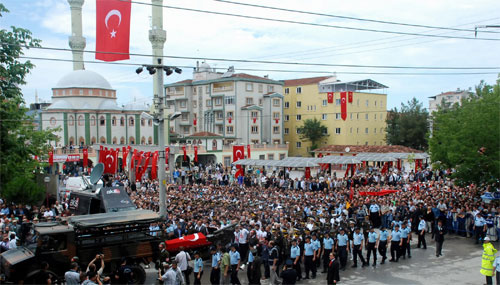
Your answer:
[67,0,86,70]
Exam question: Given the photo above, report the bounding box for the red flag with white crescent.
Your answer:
[348,91,353,103]
[96,0,131,61]
[194,146,198,163]
[48,150,54,166]
[104,148,116,174]
[83,148,88,168]
[253,117,257,124]
[340,91,347,121]
[182,145,187,161]
[327,92,334,104]
[233,145,244,162]
[165,147,170,164]
[151,151,159,180]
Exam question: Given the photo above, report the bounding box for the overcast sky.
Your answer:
[2,0,499,110]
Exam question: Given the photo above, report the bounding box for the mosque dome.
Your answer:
[55,70,113,90]
[46,99,74,110]
[199,61,212,72]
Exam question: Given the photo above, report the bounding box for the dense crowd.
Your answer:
[1,163,499,284]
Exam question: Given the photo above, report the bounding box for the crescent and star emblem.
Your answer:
[235,150,243,159]
[106,154,114,168]
[104,9,122,38]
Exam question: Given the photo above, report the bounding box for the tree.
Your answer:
[0,4,58,204]
[297,118,328,156]
[429,76,500,186]
[386,97,429,150]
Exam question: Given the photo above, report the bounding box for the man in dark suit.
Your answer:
[435,220,445,257]
[327,252,340,285]
[280,259,297,285]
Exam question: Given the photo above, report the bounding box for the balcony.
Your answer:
[213,84,234,93]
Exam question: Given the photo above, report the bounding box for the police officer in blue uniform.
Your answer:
[474,213,487,244]
[302,236,316,279]
[378,226,389,264]
[311,234,321,271]
[400,222,412,259]
[351,227,368,268]
[322,232,334,273]
[366,227,379,267]
[290,239,302,281]
[389,224,401,262]
[335,228,349,271]
[417,215,427,249]
[369,200,382,228]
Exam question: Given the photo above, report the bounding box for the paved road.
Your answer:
[146,235,486,284]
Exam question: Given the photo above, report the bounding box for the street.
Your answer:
[145,234,486,284]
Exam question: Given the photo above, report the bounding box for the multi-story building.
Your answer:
[165,62,285,146]
[283,76,388,157]
[428,88,472,114]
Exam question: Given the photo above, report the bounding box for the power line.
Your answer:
[19,56,500,75]
[215,0,500,34]
[125,0,500,41]
[8,43,500,70]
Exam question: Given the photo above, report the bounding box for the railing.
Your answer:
[213,86,234,92]
[54,147,96,155]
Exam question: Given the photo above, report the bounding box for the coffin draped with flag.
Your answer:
[165,233,211,252]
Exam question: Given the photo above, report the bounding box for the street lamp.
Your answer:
[136,60,182,219]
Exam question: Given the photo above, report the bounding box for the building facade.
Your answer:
[428,88,472,114]
[283,76,388,157]
[165,62,285,146]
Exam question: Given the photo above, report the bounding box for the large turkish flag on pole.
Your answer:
[340,91,347,121]
[96,0,131,61]
[233,145,245,178]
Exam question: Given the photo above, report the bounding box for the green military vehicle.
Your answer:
[0,210,162,284]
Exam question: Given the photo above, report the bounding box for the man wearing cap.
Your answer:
[417,215,427,249]
[321,232,334,273]
[481,236,497,285]
[290,239,302,281]
[335,228,349,271]
[311,234,321,272]
[389,224,401,262]
[474,213,488,244]
[366,227,379,267]
[229,244,241,285]
[369,201,381,228]
[351,228,367,268]
[378,226,389,264]
[210,247,221,285]
[400,222,412,259]
[220,247,231,285]
[302,236,315,279]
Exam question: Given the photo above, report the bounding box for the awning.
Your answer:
[317,156,362,164]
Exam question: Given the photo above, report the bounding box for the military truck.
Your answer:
[68,186,136,215]
[0,210,162,284]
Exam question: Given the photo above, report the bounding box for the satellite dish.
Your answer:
[345,147,350,153]
[90,163,104,185]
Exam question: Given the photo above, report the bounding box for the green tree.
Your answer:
[429,76,500,186]
[0,4,58,204]
[386,97,429,150]
[297,117,328,156]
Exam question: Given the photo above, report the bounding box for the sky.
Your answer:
[2,0,500,110]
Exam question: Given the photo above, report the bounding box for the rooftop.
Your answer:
[314,145,423,153]
[188,131,221,137]
[283,76,331,86]
[55,70,113,90]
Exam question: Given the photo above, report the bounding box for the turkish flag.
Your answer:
[104,148,116,174]
[48,150,54,166]
[233,145,245,162]
[83,148,88,168]
[165,233,211,252]
[247,144,251,159]
[96,0,131,61]
[327,92,334,103]
[130,148,137,169]
[99,145,104,164]
[151,151,159,180]
[305,167,311,179]
[165,147,170,164]
[228,117,232,124]
[194,146,198,162]
[340,91,347,121]
[275,118,279,124]
[348,91,353,103]
[182,145,187,161]
[252,117,257,124]
[193,118,197,126]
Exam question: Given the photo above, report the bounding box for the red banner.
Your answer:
[104,148,117,174]
[130,149,137,169]
[48,150,54,166]
[165,147,170,165]
[151,151,159,180]
[275,118,279,124]
[96,0,131,61]
[397,159,401,171]
[228,117,232,124]
[327,92,334,103]
[194,146,198,163]
[99,145,104,164]
[305,167,311,179]
[359,189,401,196]
[340,91,347,121]
[252,117,257,124]
[182,145,187,161]
[349,185,354,201]
[83,148,88,168]
[193,118,197,126]
[348,91,353,103]
[247,144,251,159]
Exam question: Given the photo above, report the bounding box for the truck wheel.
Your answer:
[129,265,146,284]
[24,270,60,284]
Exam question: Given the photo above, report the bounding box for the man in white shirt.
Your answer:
[175,247,191,284]
[158,263,177,285]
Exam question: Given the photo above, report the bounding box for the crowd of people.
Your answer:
[1,162,499,284]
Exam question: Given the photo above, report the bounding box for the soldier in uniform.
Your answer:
[378,226,389,264]
[302,236,316,279]
[336,228,349,271]
[389,224,401,262]
[290,239,302,281]
[366,227,379,267]
[321,232,334,273]
[351,227,368,268]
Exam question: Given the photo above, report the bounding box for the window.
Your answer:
[259,99,263,106]
[322,128,328,135]
[111,116,116,126]
[279,153,286,160]
[335,113,341,120]
[227,111,234,120]
[246,97,254,105]
[79,89,83,95]
[350,113,353,120]
[216,112,223,120]
[273,126,280,134]
[258,84,263,93]
[296,87,302,94]
[180,101,187,108]
[296,142,302,148]
[120,137,125,144]
[374,114,377,120]
[335,99,341,105]
[141,118,145,126]
[68,115,74,126]
[215,98,222,106]
[246,83,253,91]
[273,112,280,119]
[357,128,359,134]
[129,117,134,126]
[252,140,260,145]
[251,111,258,118]
[226,126,234,134]
[183,126,190,134]
[365,114,369,120]
[268,154,274,160]
[268,85,274,92]
[181,113,188,121]
[251,126,258,133]
[78,115,84,126]
[100,116,105,126]
[365,141,369,145]
[357,113,359,120]
[374,128,377,133]
[284,102,290,108]
[206,99,212,107]
[224,156,231,167]
[119,117,124,126]
[284,115,290,121]
[205,85,210,93]
[296,115,302,121]
[284,128,289,134]
[50,117,56,126]
[217,125,223,134]
[366,100,369,107]
[380,114,384,120]
[296,101,302,108]
[141,136,146,145]
[225,96,235,105]
[365,128,369,134]
[357,99,360,106]
[380,100,383,107]
[350,127,353,133]
[273,99,280,107]
[374,101,377,106]
[335,128,341,134]
[322,114,327,120]
[198,87,203,94]
[322,100,327,106]
[285,88,289,94]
